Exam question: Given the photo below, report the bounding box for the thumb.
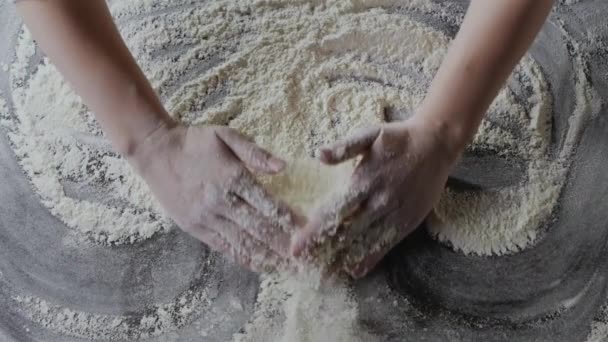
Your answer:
[215,128,286,174]
[290,186,368,257]
[318,126,381,165]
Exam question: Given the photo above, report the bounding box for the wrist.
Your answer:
[124,118,184,182]
[99,80,176,158]
[408,107,473,164]
[113,112,176,158]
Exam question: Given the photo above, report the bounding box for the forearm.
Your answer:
[416,0,554,154]
[16,0,174,157]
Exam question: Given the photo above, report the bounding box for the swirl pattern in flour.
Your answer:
[0,1,600,341]
[0,0,587,255]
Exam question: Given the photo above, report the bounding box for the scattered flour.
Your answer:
[0,0,600,340]
[4,34,171,244]
[13,288,211,340]
[588,301,608,342]
[9,256,246,341]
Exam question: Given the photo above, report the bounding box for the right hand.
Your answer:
[129,122,301,273]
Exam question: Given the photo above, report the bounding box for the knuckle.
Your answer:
[227,167,247,189]
[351,268,366,279]
[344,259,368,279]
[373,192,391,210]
[232,247,254,270]
[233,165,247,179]
[205,233,229,253]
[202,185,224,209]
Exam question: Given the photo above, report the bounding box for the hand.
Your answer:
[130,122,300,273]
[290,117,461,278]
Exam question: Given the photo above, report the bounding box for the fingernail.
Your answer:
[317,148,332,163]
[268,157,286,172]
[290,234,305,257]
[294,213,308,228]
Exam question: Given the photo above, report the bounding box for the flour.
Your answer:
[13,285,213,340]
[1,0,597,340]
[587,301,608,342]
[233,273,380,342]
[4,42,172,244]
[261,158,354,216]
[427,18,599,256]
[436,10,599,258]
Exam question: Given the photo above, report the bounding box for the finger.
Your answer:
[220,192,291,257]
[232,171,300,231]
[343,248,388,279]
[216,128,285,174]
[306,190,394,273]
[340,229,389,279]
[349,189,391,230]
[212,215,292,273]
[318,126,381,165]
[290,184,370,258]
[342,209,415,279]
[185,224,232,254]
[189,229,281,273]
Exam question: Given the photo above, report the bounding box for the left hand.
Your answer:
[290,116,462,278]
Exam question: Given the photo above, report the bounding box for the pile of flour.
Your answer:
[0,0,598,340]
[233,273,380,342]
